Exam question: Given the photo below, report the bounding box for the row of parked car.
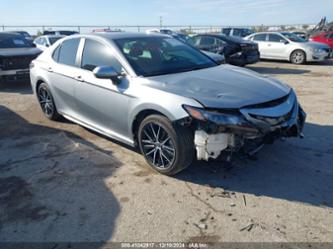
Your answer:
[1,28,332,83]
[146,28,333,66]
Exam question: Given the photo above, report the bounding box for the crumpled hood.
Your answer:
[147,64,291,109]
[0,47,42,57]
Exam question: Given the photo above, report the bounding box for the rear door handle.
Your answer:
[75,75,84,82]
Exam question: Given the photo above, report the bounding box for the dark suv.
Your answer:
[0,32,42,82]
[192,34,260,66]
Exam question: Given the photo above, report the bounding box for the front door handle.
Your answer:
[47,67,53,72]
[75,76,84,82]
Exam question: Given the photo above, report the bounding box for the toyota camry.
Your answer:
[30,32,306,175]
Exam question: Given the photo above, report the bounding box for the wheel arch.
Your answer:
[131,108,170,146]
[290,49,307,63]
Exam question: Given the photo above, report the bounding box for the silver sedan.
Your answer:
[30,33,306,175]
[245,32,332,64]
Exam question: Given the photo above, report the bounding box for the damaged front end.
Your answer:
[182,90,306,161]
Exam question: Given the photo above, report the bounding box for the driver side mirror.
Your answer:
[281,40,289,45]
[93,66,122,84]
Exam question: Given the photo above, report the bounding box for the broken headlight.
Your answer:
[183,105,250,127]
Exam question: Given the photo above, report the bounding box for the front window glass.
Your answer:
[114,37,217,77]
[81,39,122,72]
[200,36,215,46]
[281,32,305,42]
[268,34,285,42]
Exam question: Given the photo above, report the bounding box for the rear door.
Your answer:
[48,38,82,118]
[266,34,289,59]
[252,33,269,58]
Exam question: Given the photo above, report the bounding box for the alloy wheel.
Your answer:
[141,122,176,169]
[38,86,54,117]
[291,51,305,64]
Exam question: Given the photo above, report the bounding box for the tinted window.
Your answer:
[253,34,267,41]
[327,33,333,39]
[114,37,217,77]
[52,45,61,61]
[200,36,215,46]
[81,39,122,72]
[232,29,242,37]
[0,34,32,48]
[281,32,305,42]
[268,34,284,42]
[192,36,201,46]
[49,37,63,45]
[216,38,226,46]
[222,28,231,35]
[58,38,80,66]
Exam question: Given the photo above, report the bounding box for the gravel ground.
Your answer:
[0,60,332,244]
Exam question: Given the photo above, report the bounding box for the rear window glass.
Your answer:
[253,34,267,41]
[57,38,80,67]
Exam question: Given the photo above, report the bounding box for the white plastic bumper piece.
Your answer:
[194,130,234,161]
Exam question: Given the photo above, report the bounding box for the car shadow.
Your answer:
[248,65,311,75]
[0,79,33,95]
[0,106,120,246]
[177,122,333,208]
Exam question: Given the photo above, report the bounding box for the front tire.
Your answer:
[37,83,61,121]
[138,115,195,175]
[290,50,306,64]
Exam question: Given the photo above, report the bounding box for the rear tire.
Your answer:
[138,114,195,175]
[290,50,306,64]
[37,83,61,121]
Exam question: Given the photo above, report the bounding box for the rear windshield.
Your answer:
[0,35,33,48]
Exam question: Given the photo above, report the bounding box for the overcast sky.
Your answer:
[1,0,332,26]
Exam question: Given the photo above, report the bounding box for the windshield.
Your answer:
[281,32,306,42]
[114,37,217,77]
[0,35,33,48]
[49,37,63,45]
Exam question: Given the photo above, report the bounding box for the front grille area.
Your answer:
[244,93,290,109]
[249,109,293,126]
[2,55,38,70]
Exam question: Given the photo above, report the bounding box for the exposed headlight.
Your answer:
[182,105,250,127]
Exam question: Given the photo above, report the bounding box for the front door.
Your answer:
[73,38,131,141]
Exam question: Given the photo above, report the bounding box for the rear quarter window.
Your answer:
[57,38,80,67]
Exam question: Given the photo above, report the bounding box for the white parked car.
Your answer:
[245,32,332,64]
[33,35,65,51]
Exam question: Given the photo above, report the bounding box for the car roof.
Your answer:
[40,35,65,38]
[0,32,22,38]
[78,32,168,40]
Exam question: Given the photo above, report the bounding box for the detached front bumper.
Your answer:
[190,91,306,161]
